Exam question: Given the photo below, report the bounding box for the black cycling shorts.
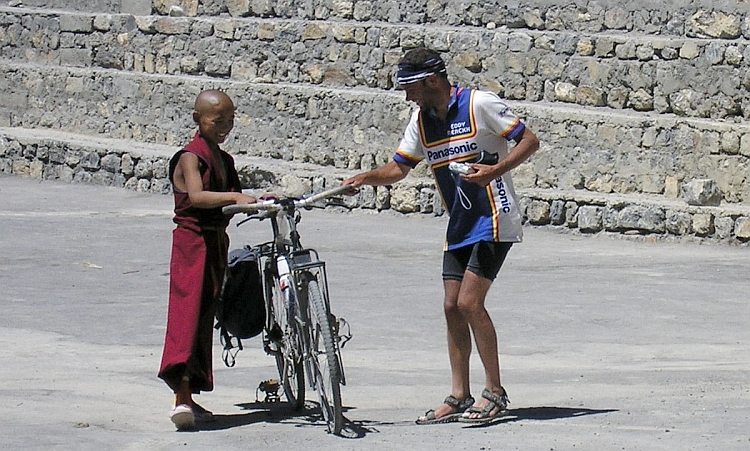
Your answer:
[442,241,513,282]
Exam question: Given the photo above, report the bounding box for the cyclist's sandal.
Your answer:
[416,394,475,425]
[459,388,510,424]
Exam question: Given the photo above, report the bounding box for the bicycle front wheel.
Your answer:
[305,278,343,434]
[268,271,305,411]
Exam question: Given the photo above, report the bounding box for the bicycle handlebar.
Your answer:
[222,185,356,216]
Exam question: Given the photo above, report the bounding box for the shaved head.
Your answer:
[192,90,235,146]
[194,90,233,115]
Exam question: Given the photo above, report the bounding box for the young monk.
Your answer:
[158,90,258,430]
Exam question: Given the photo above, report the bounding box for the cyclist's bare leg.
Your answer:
[420,279,472,420]
[457,270,504,419]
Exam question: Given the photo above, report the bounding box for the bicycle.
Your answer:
[223,185,354,435]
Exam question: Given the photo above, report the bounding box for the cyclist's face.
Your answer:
[402,79,425,108]
[402,77,438,111]
[195,99,235,145]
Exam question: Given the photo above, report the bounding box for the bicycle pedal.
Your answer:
[336,317,353,348]
[256,379,281,403]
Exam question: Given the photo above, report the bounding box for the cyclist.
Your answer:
[158,90,259,430]
[342,47,540,424]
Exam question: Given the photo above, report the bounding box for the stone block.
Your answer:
[692,213,714,236]
[419,188,434,214]
[100,154,120,173]
[740,134,750,157]
[280,173,311,198]
[150,178,171,194]
[603,207,619,231]
[526,200,550,225]
[214,19,236,40]
[92,170,114,186]
[60,48,92,67]
[59,15,93,33]
[135,16,157,33]
[679,41,700,59]
[226,0,252,17]
[134,159,152,178]
[508,32,532,53]
[578,206,603,233]
[575,86,605,106]
[93,15,112,31]
[121,154,134,176]
[714,216,734,239]
[357,184,376,209]
[687,11,741,39]
[121,0,152,15]
[664,176,680,198]
[390,184,420,213]
[666,211,692,235]
[721,131,740,154]
[136,178,151,193]
[80,151,100,170]
[155,17,190,35]
[554,82,576,103]
[734,217,750,239]
[682,179,722,206]
[549,200,565,225]
[564,201,578,228]
[375,186,390,211]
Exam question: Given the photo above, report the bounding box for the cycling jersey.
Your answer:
[394,87,526,249]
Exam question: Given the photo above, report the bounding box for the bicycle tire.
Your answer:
[267,270,305,411]
[305,278,343,434]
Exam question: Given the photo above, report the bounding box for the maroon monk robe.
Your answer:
[158,132,242,393]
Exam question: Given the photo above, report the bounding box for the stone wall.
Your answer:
[1,1,750,244]
[4,126,750,243]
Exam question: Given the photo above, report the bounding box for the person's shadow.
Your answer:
[460,406,618,428]
[340,405,618,435]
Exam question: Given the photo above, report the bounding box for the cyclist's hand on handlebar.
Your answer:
[340,178,361,195]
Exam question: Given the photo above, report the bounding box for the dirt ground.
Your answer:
[1,174,748,450]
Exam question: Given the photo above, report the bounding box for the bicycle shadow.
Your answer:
[192,399,373,437]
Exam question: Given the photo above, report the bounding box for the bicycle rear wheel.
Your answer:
[267,271,305,411]
[305,278,343,434]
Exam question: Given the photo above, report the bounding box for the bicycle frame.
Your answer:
[223,185,352,434]
[263,208,345,382]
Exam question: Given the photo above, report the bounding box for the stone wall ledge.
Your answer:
[5,7,750,121]
[8,1,750,40]
[2,60,749,205]
[2,126,748,245]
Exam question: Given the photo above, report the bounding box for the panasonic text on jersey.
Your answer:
[427,142,478,161]
[495,177,511,213]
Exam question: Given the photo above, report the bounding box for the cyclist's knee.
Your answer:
[456,296,486,318]
[444,298,460,317]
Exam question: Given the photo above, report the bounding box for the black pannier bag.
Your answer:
[216,246,265,366]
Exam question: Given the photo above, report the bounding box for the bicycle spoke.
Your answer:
[305,278,343,434]
[268,270,305,410]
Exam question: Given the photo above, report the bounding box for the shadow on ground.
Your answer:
[188,400,374,438]
[462,406,618,428]
[184,401,615,437]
